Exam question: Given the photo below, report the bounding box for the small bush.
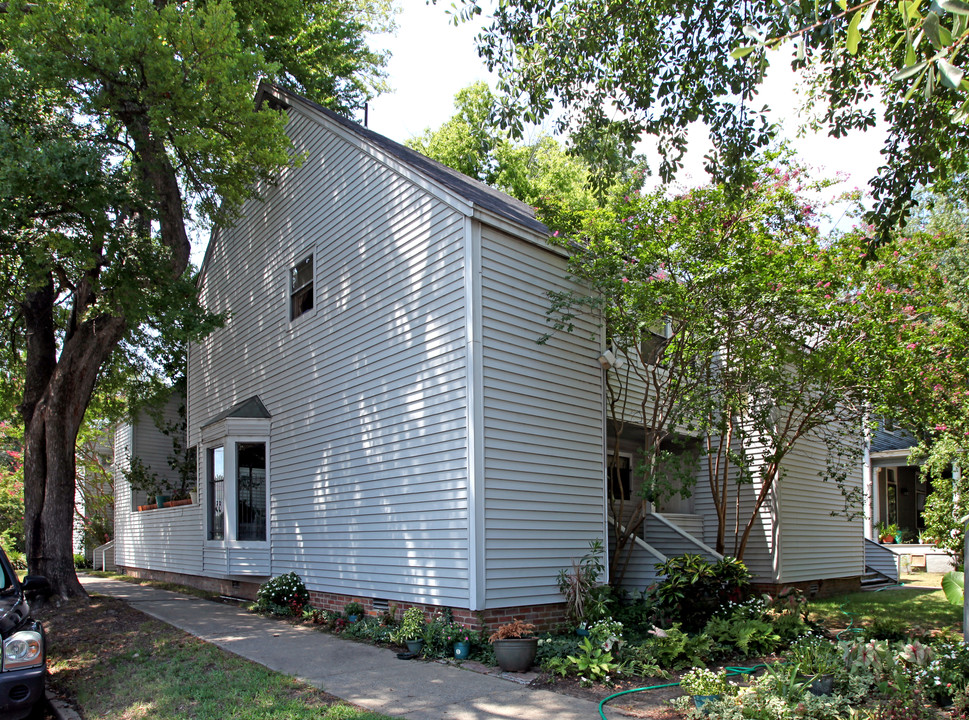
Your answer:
[254,572,310,616]
[5,548,26,570]
[863,616,912,643]
[641,624,714,669]
[73,553,91,569]
[651,554,751,632]
[704,615,781,658]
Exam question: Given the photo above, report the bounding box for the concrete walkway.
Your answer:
[79,575,625,720]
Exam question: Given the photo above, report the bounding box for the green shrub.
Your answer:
[390,606,425,644]
[543,637,620,686]
[704,615,781,658]
[617,642,666,679]
[4,548,26,571]
[651,554,751,632]
[642,624,714,669]
[784,633,844,675]
[73,553,91,569]
[341,616,396,644]
[862,616,912,643]
[254,572,310,616]
[537,634,583,666]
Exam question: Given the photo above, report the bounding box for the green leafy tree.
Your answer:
[545,156,869,563]
[0,0,390,597]
[454,0,969,241]
[0,421,25,559]
[407,82,603,234]
[852,219,969,561]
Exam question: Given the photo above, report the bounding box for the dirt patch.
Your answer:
[533,673,686,719]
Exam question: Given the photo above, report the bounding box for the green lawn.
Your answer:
[39,596,398,720]
[808,585,962,634]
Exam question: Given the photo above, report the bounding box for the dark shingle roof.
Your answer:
[202,396,272,428]
[256,83,548,237]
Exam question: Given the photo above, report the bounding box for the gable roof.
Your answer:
[202,396,271,428]
[255,82,549,237]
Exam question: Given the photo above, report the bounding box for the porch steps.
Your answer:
[860,571,899,591]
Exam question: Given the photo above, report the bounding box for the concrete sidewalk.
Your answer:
[79,575,625,720]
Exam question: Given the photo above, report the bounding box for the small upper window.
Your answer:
[641,317,672,365]
[290,255,313,320]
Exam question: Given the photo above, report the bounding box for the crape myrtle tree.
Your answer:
[452,0,969,242]
[853,225,969,562]
[544,156,870,571]
[0,0,391,598]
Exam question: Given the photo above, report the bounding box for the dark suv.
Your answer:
[0,548,48,720]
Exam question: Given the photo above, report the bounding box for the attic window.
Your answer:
[290,255,314,320]
[641,317,672,365]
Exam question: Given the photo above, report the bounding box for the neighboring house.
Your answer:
[863,424,957,574]
[113,83,867,628]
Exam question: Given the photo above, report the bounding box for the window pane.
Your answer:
[290,256,313,320]
[291,256,312,291]
[237,443,266,541]
[208,447,224,541]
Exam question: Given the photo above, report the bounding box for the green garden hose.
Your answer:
[596,664,768,719]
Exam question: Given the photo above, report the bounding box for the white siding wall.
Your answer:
[691,433,778,582]
[776,426,865,582]
[114,398,204,574]
[479,228,606,607]
[187,107,472,605]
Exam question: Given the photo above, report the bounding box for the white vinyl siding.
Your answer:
[776,426,865,582]
[691,431,778,582]
[113,397,204,574]
[188,105,472,604]
[479,227,606,606]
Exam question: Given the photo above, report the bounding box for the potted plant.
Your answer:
[390,606,426,655]
[448,627,474,660]
[343,601,364,623]
[786,635,842,695]
[489,619,537,672]
[679,667,733,711]
[122,457,173,510]
[876,522,900,543]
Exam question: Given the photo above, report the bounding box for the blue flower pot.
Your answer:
[692,695,721,714]
[453,641,470,659]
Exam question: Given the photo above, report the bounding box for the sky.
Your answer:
[364,0,888,234]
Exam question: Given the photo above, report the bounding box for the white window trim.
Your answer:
[202,435,270,548]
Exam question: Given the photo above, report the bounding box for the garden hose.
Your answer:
[834,602,866,641]
[596,664,768,720]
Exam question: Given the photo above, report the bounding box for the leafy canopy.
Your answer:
[454,0,969,241]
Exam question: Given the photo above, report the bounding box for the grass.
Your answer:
[808,584,962,633]
[37,596,398,720]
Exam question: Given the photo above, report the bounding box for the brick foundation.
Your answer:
[305,590,567,633]
[117,566,568,632]
[117,566,263,601]
[753,575,862,599]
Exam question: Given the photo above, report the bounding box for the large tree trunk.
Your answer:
[20,96,187,598]
[22,308,127,598]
